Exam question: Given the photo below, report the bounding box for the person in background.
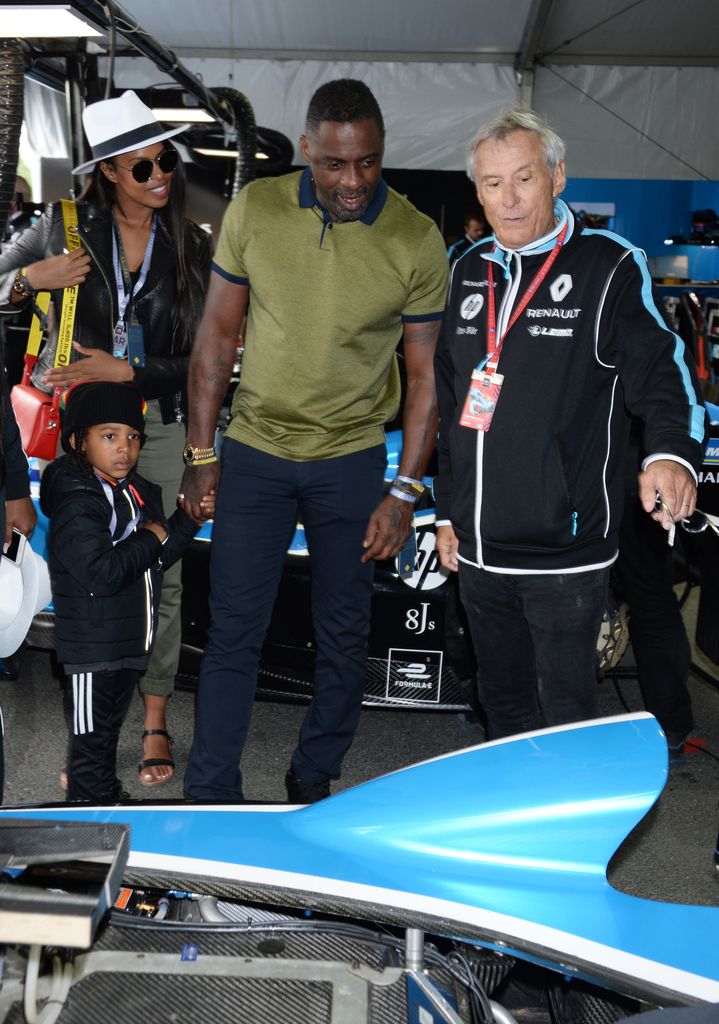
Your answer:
[0,91,212,787]
[1,175,37,387]
[2,176,34,248]
[447,207,487,265]
[435,107,706,741]
[40,382,212,803]
[0,354,36,800]
[613,424,694,760]
[181,78,448,803]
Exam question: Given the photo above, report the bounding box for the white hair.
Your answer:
[466,107,566,182]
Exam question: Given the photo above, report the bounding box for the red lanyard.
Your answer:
[485,223,568,369]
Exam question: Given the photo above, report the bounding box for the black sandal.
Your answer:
[138,729,175,787]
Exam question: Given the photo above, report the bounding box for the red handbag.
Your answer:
[11,364,63,462]
[9,200,80,461]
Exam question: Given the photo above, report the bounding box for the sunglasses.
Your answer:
[679,508,719,537]
[115,148,179,183]
[654,493,719,547]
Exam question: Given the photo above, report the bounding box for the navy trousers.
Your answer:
[185,439,386,800]
[458,564,609,739]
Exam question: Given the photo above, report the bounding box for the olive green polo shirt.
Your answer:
[213,168,448,461]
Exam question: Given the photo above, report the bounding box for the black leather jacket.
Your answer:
[0,360,30,501]
[0,202,212,424]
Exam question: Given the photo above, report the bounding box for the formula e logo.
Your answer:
[400,528,450,591]
[549,274,573,302]
[396,662,432,682]
[460,293,484,320]
[386,648,443,702]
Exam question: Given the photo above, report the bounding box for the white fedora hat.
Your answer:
[0,547,52,659]
[72,90,189,176]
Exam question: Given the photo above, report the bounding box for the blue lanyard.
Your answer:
[111,215,157,324]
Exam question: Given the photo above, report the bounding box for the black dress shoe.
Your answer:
[285,770,330,804]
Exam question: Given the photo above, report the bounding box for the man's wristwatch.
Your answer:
[12,267,34,299]
[183,443,218,466]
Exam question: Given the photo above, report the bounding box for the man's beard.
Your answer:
[328,186,371,222]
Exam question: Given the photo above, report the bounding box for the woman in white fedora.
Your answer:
[0,90,212,789]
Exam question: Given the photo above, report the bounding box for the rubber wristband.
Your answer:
[396,475,425,489]
[189,455,218,466]
[391,478,425,498]
[389,485,419,504]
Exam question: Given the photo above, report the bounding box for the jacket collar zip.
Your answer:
[482,199,574,279]
[76,218,117,342]
[95,473,142,545]
[77,222,113,300]
[136,218,174,299]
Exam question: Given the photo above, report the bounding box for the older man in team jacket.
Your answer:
[435,107,707,740]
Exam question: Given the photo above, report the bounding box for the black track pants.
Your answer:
[66,668,138,802]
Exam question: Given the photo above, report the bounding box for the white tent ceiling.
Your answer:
[24,0,719,178]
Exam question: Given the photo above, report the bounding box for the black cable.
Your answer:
[110,908,498,1018]
[447,948,494,1024]
[610,676,634,714]
[103,3,116,99]
[110,911,399,943]
[110,911,473,969]
[538,63,711,180]
[540,0,648,59]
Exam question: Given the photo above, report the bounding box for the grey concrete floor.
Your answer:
[1,587,719,908]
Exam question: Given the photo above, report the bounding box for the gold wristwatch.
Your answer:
[182,443,218,466]
[12,267,34,298]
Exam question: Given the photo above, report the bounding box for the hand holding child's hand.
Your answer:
[142,521,168,543]
[199,490,216,520]
[183,490,217,525]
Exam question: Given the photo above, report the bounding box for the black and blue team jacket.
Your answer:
[434,202,708,573]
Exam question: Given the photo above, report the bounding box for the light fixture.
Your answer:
[0,4,102,38]
[152,108,215,124]
[195,148,269,160]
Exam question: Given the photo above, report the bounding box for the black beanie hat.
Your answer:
[60,381,147,453]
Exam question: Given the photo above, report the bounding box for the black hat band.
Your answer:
[91,122,169,162]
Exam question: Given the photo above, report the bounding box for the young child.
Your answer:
[40,381,214,803]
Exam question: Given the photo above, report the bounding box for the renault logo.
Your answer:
[549,274,573,302]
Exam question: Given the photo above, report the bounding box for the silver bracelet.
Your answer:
[389,485,419,504]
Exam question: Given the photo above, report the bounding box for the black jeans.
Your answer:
[185,439,386,800]
[458,564,609,739]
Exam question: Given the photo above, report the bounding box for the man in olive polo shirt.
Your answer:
[181,79,448,803]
